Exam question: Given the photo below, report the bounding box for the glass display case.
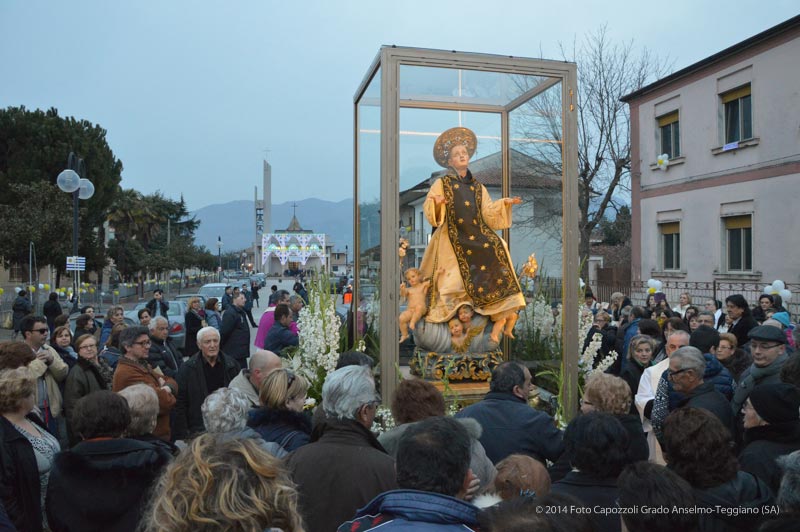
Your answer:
[353,47,579,408]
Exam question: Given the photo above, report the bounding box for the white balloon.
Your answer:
[764,286,773,294]
[38,283,44,289]
[647,279,656,289]
[654,280,663,291]
[779,289,792,302]
[14,286,21,294]
[579,278,586,288]
[772,280,785,292]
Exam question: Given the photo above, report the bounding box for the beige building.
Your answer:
[622,16,800,287]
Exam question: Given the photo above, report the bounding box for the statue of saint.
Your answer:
[419,127,526,344]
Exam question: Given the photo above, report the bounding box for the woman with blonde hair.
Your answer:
[142,433,304,532]
[247,368,312,452]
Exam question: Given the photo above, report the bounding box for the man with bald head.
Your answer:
[228,349,282,406]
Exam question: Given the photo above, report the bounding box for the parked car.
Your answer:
[123,300,188,354]
[199,283,228,302]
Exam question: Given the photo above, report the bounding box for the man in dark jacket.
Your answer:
[264,304,299,355]
[11,290,32,339]
[340,416,480,531]
[725,294,757,349]
[287,365,396,532]
[220,292,250,369]
[45,391,171,532]
[455,361,563,464]
[221,285,234,312]
[668,347,734,434]
[241,283,257,327]
[173,327,240,440]
[739,383,800,494]
[731,325,790,416]
[147,316,181,378]
[145,289,169,322]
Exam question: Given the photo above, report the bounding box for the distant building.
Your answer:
[622,16,800,286]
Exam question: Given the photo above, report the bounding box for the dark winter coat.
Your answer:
[99,347,122,370]
[455,391,564,464]
[51,343,78,372]
[184,309,204,358]
[173,352,240,440]
[719,348,753,383]
[43,300,63,330]
[677,382,734,435]
[147,336,181,379]
[45,438,172,532]
[287,419,397,532]
[548,413,647,484]
[620,359,650,415]
[551,471,621,532]
[263,320,299,354]
[247,407,312,452]
[692,471,774,532]
[739,421,800,494]
[11,295,31,332]
[339,490,480,531]
[144,298,169,320]
[64,358,111,445]
[0,414,48,532]
[729,315,758,350]
[667,353,735,410]
[220,306,250,362]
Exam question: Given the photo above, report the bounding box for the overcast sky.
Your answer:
[1,1,797,211]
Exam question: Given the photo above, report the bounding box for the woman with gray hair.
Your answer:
[201,388,286,457]
[286,365,396,531]
[118,384,178,455]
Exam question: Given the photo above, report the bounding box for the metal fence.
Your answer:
[592,280,799,321]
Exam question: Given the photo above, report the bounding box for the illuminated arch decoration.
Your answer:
[261,215,327,267]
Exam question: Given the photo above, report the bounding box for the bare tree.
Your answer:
[510,26,671,278]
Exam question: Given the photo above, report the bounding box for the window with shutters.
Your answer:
[657,111,680,159]
[721,85,752,144]
[659,222,680,271]
[723,215,752,272]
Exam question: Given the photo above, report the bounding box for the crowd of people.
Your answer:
[0,287,798,531]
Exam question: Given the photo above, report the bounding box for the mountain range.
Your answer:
[192,198,354,253]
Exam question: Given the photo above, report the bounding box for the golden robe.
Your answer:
[420,172,526,323]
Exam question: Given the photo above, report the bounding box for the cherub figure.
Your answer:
[399,268,430,343]
[449,318,467,351]
[457,304,475,328]
[490,309,519,344]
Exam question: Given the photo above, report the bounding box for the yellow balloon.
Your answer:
[89,287,96,294]
[0,288,4,295]
[113,290,119,295]
[44,284,51,291]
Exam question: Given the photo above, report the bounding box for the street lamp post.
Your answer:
[345,244,348,276]
[217,236,223,282]
[57,153,94,311]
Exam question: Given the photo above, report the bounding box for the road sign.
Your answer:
[66,256,86,272]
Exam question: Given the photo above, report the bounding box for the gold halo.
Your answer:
[433,127,477,168]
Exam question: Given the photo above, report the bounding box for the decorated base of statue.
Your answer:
[409,347,504,382]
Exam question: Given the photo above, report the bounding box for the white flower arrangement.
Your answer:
[578,332,619,377]
[289,276,342,391]
[371,405,396,435]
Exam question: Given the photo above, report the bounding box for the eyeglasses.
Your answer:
[751,342,782,350]
[133,340,152,347]
[79,343,98,350]
[580,397,593,406]
[667,368,691,379]
[32,328,49,334]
